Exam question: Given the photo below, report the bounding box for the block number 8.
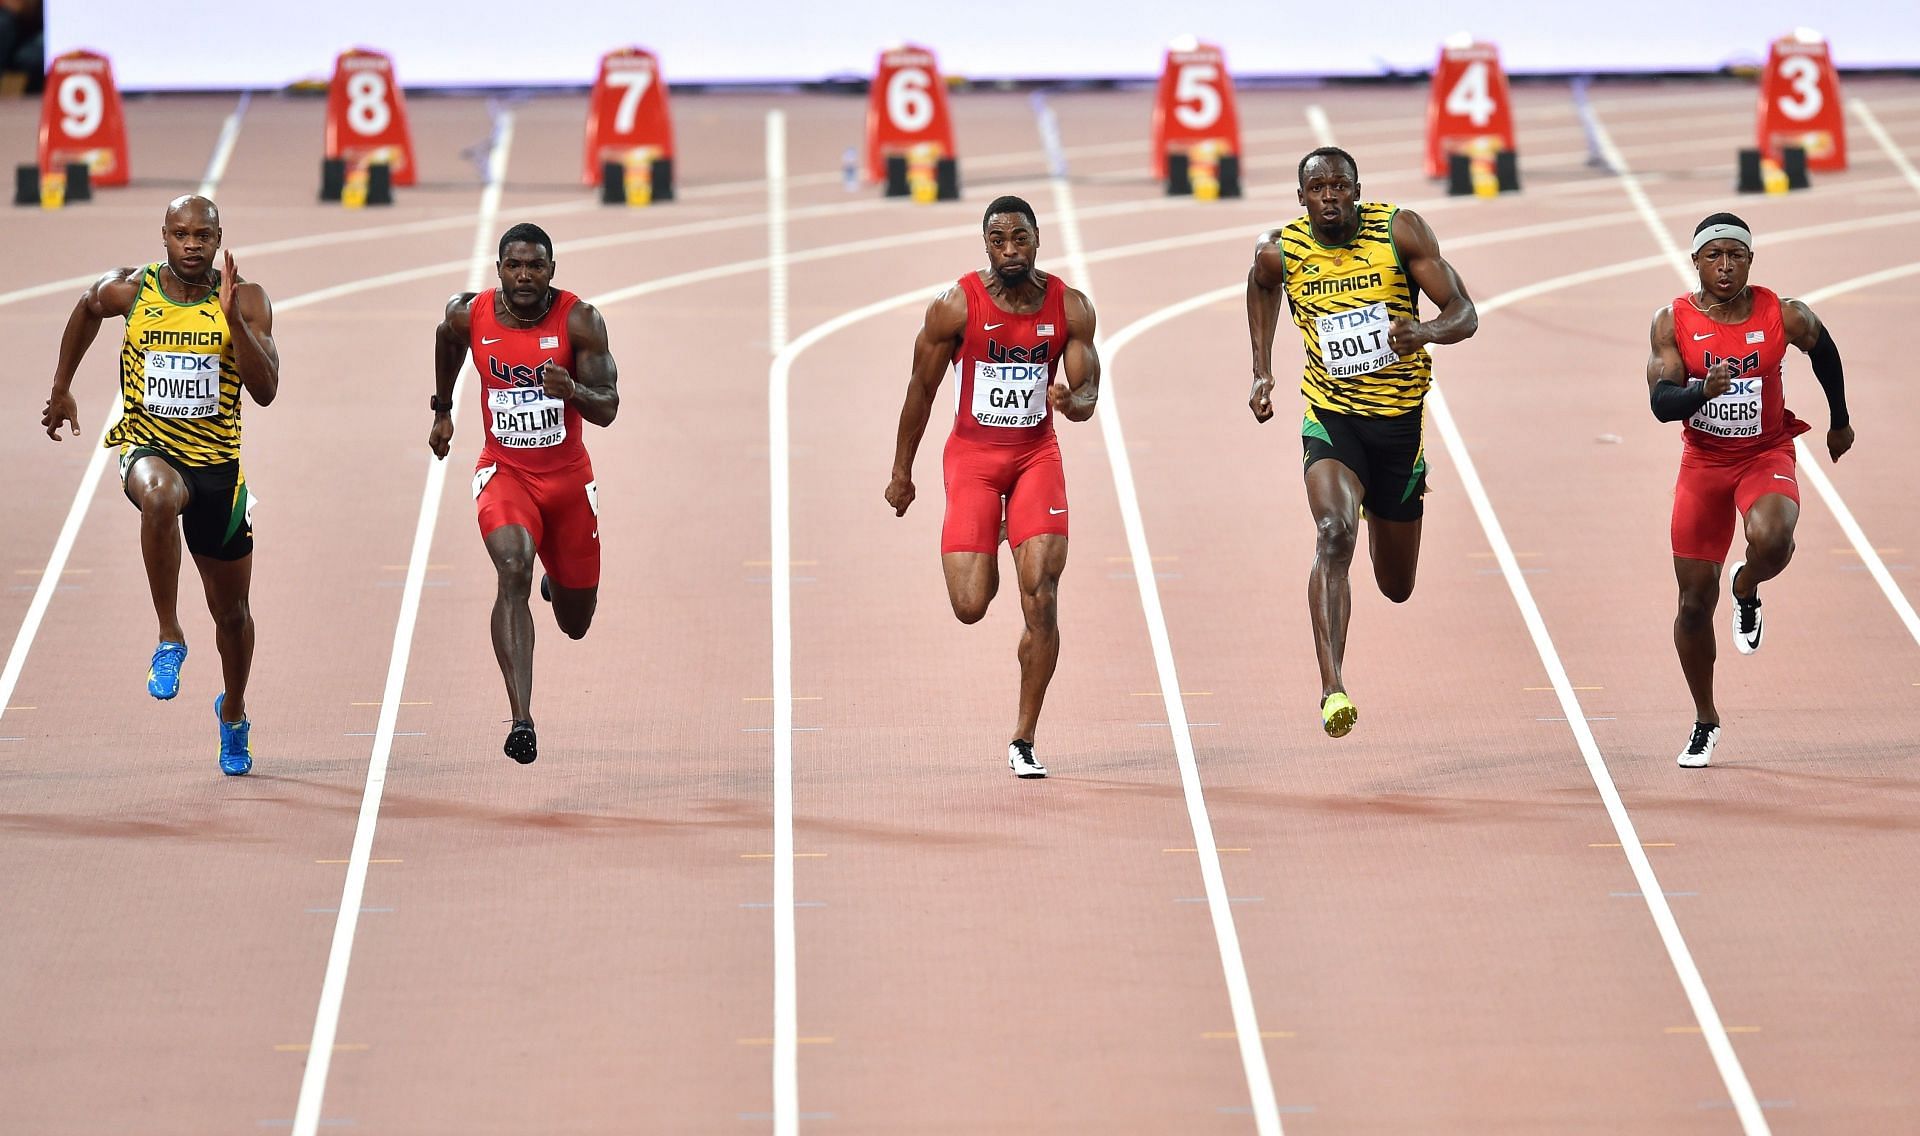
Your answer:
[1776,55,1823,122]
[887,67,933,132]
[347,71,392,136]
[59,74,104,139]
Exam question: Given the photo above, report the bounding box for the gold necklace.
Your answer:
[499,289,554,327]
[162,262,215,302]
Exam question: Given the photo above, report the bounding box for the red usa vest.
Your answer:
[1671,285,1807,460]
[950,270,1068,445]
[472,288,588,472]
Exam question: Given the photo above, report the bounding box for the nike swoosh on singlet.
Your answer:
[1692,332,1715,341]
[984,323,1005,331]
[482,336,503,344]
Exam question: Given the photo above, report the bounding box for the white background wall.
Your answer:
[49,1,1920,91]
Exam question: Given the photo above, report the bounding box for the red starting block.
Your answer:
[1151,39,1242,199]
[39,50,129,188]
[1424,37,1517,183]
[1757,29,1846,171]
[584,47,675,204]
[865,44,958,201]
[323,47,417,202]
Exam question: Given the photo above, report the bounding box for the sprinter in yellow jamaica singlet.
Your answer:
[1245,147,1479,739]
[41,195,281,775]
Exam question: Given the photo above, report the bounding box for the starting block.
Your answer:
[1757,29,1846,171]
[322,47,416,201]
[882,147,958,202]
[40,51,130,189]
[1446,148,1520,197]
[14,162,93,208]
[867,44,960,201]
[1737,145,1810,194]
[584,48,675,199]
[1425,36,1518,185]
[599,154,674,205]
[1152,38,1243,199]
[1165,150,1241,200]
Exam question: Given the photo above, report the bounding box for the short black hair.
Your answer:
[498,222,554,261]
[982,195,1037,234]
[1694,212,1751,235]
[1297,146,1359,186]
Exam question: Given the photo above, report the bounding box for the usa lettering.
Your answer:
[1702,350,1762,376]
[489,356,552,386]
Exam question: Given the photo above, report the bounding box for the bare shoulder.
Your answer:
[1064,285,1096,333]
[1649,303,1676,338]
[923,282,968,335]
[1779,296,1819,337]
[92,265,145,305]
[442,291,478,330]
[1391,207,1441,250]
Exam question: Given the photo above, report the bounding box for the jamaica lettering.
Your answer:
[138,329,224,348]
[1298,271,1383,300]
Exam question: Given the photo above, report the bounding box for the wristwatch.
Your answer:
[429,394,453,413]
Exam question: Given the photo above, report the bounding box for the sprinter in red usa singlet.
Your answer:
[430,223,620,765]
[886,196,1101,779]
[1646,212,1854,769]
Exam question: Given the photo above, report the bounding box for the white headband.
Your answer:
[1692,223,1753,254]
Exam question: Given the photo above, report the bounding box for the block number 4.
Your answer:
[1444,60,1496,128]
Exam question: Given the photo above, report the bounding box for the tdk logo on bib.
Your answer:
[489,356,553,387]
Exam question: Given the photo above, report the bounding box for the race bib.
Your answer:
[1314,301,1398,379]
[1689,377,1764,438]
[970,359,1049,429]
[488,387,567,448]
[141,351,222,418]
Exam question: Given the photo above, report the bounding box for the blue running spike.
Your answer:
[147,641,187,700]
[214,694,252,776]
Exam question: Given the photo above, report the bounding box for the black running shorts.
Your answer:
[118,445,254,561]
[1300,404,1428,522]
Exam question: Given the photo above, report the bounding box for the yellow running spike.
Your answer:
[1321,691,1357,738]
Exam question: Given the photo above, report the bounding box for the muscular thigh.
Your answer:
[1005,438,1067,549]
[942,435,1018,554]
[1670,457,1740,565]
[531,463,601,591]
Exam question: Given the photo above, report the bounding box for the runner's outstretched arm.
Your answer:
[543,301,619,427]
[43,269,139,440]
[1245,232,1285,423]
[1782,297,1853,463]
[220,252,280,406]
[428,293,475,460]
[886,285,968,517]
[1048,287,1099,422]
[1390,209,1478,354]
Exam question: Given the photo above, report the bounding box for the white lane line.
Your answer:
[1043,111,1282,1128]
[0,108,250,731]
[196,92,250,199]
[768,111,789,354]
[1304,105,1334,147]
[763,107,799,1136]
[288,112,514,1136]
[1848,99,1920,195]
[1593,104,1920,655]
[1513,106,1773,1133]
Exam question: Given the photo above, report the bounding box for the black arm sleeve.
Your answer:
[1807,323,1849,430]
[1650,378,1710,422]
